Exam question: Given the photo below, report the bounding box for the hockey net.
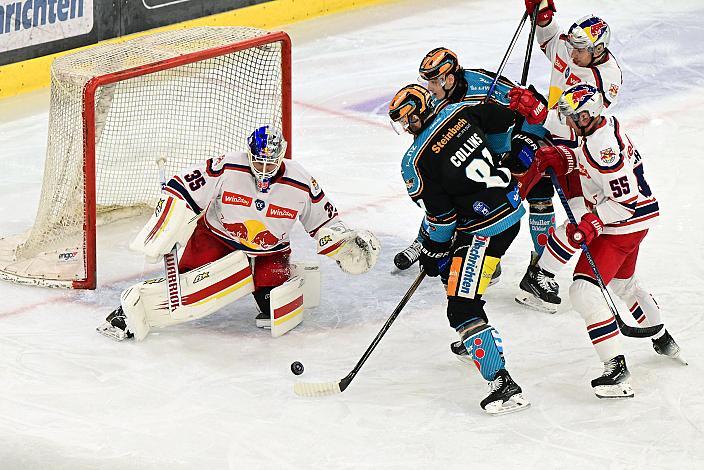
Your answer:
[0,27,291,289]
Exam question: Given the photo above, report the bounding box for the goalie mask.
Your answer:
[247,125,287,192]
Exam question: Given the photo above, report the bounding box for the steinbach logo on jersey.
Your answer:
[267,204,298,219]
[432,117,469,153]
[222,192,253,206]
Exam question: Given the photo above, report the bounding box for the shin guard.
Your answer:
[458,320,506,381]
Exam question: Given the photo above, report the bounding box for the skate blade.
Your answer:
[484,394,531,415]
[514,292,558,314]
[593,382,634,399]
[453,353,475,366]
[96,323,129,342]
[670,353,688,366]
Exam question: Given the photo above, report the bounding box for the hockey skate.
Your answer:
[255,311,271,329]
[450,340,473,365]
[489,261,501,286]
[652,330,687,365]
[515,252,560,313]
[96,306,134,341]
[591,355,634,399]
[480,369,530,415]
[393,240,421,271]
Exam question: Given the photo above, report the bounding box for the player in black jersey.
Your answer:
[393,48,558,309]
[389,84,530,415]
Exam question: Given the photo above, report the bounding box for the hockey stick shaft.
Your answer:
[484,11,529,104]
[520,6,539,86]
[156,157,182,313]
[547,170,663,338]
[294,270,426,397]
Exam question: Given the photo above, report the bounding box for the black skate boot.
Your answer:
[489,261,502,286]
[96,306,134,341]
[652,330,687,365]
[480,369,530,415]
[591,355,634,399]
[254,288,273,329]
[515,252,560,313]
[450,340,473,365]
[393,240,421,271]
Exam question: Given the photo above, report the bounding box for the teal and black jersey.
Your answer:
[437,68,548,156]
[401,101,525,243]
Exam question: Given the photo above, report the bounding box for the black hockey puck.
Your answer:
[290,361,304,375]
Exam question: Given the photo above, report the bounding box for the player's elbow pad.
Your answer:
[316,221,381,275]
[129,195,199,262]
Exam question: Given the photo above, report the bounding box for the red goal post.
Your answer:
[0,27,292,289]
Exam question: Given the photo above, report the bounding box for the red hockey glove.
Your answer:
[566,213,604,248]
[508,86,548,125]
[533,145,577,176]
[525,0,556,24]
[516,165,542,199]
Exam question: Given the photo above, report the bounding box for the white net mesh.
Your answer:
[0,27,287,287]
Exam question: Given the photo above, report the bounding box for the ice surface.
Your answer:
[1,0,703,468]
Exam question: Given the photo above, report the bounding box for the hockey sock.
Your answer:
[457,319,506,381]
[537,221,577,275]
[528,199,555,256]
[611,277,666,340]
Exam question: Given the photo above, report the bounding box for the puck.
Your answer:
[290,361,304,375]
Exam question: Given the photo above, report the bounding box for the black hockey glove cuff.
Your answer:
[419,239,452,277]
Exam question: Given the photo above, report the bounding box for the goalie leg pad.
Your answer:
[270,275,305,338]
[121,250,254,340]
[291,261,320,308]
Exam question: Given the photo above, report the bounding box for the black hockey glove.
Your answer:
[419,238,452,277]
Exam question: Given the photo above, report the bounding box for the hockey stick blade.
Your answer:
[294,375,352,397]
[615,316,664,338]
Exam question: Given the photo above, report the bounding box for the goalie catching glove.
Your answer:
[316,222,380,274]
[129,195,199,263]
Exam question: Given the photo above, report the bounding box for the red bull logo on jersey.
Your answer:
[222,192,252,207]
[223,220,281,249]
[267,204,297,219]
[600,147,617,164]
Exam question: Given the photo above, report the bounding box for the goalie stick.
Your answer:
[548,170,664,338]
[293,270,426,397]
[156,157,183,313]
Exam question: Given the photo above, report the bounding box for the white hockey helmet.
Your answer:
[247,125,287,192]
[567,15,611,56]
[557,84,604,123]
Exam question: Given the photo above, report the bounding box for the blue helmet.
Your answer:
[247,125,287,192]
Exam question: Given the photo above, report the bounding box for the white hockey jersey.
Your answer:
[537,19,623,109]
[544,113,659,235]
[164,151,339,255]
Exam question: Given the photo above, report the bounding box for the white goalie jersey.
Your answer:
[163,151,339,255]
